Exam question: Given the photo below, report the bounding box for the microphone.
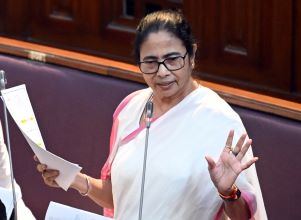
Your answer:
[138,100,153,220]
[0,71,7,90]
[145,101,153,128]
[0,70,18,220]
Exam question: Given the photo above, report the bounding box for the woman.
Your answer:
[37,10,267,219]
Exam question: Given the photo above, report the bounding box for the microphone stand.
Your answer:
[138,101,153,220]
[0,70,18,220]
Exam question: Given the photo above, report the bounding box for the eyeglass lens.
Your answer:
[139,52,187,74]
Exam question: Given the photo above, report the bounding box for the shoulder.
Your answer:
[195,86,241,121]
[191,86,244,132]
[113,88,151,119]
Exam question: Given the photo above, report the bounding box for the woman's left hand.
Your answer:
[205,130,258,195]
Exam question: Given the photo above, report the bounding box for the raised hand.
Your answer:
[205,130,258,195]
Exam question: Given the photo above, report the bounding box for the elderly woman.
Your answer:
[37,10,267,220]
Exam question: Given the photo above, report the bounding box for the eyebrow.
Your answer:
[142,52,182,61]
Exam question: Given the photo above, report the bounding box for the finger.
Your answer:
[233,133,247,154]
[42,170,60,186]
[44,179,58,187]
[236,139,252,161]
[42,169,60,179]
[33,155,40,162]
[36,164,47,173]
[241,157,258,170]
[224,130,234,151]
[205,156,216,170]
[43,175,60,187]
[50,180,59,187]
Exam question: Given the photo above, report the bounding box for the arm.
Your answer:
[71,173,113,208]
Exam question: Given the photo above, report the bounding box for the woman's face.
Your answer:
[140,30,196,102]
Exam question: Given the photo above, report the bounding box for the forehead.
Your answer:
[140,31,185,57]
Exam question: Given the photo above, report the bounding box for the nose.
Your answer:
[156,63,170,77]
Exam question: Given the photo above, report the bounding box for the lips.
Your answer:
[156,81,175,89]
[157,81,173,85]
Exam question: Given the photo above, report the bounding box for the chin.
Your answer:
[157,91,177,100]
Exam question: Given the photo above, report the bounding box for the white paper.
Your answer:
[45,201,113,220]
[0,187,20,218]
[1,85,45,149]
[1,85,82,190]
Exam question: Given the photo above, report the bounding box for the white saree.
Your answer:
[102,86,267,220]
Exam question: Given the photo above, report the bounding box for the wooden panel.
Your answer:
[41,0,78,31]
[185,0,293,96]
[29,0,102,55]
[1,0,183,63]
[97,0,137,62]
[219,0,259,63]
[46,0,75,22]
[99,0,183,62]
[31,0,99,32]
[0,0,31,36]
[0,0,5,31]
[295,0,301,95]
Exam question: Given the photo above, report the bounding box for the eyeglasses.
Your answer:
[139,51,188,74]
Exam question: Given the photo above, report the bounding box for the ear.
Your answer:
[190,44,197,67]
[192,44,197,56]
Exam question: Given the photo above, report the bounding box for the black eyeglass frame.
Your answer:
[138,51,188,74]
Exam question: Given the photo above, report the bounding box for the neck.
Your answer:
[152,80,198,117]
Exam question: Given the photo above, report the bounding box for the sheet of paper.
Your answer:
[23,133,82,190]
[0,187,20,219]
[45,201,113,220]
[1,85,82,190]
[1,84,45,149]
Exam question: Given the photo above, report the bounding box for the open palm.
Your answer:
[205,130,258,194]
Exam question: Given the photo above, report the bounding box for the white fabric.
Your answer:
[111,86,267,220]
[0,121,36,219]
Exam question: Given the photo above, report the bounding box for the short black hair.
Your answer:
[134,10,196,64]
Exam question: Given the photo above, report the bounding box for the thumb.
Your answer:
[33,155,40,163]
[205,156,216,170]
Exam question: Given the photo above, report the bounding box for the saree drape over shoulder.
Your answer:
[101,86,267,220]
